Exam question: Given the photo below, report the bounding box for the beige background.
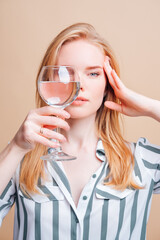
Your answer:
[0,0,160,239]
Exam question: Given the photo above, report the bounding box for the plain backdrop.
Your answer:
[0,0,160,239]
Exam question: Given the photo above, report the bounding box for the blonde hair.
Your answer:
[20,23,139,193]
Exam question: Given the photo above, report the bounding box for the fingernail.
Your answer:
[105,56,110,62]
[64,112,70,118]
[104,58,109,67]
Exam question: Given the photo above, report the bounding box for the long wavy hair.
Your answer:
[20,23,139,193]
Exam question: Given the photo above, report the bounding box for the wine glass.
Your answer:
[38,65,80,161]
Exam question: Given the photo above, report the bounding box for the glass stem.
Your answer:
[48,128,62,154]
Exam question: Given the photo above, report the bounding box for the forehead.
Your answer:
[57,39,105,68]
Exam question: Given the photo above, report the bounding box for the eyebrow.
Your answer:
[85,66,103,70]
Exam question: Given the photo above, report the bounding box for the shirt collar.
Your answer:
[96,139,106,162]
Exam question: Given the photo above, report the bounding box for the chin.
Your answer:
[69,111,89,119]
[66,108,96,120]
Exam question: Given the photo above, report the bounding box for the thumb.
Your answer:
[104,101,122,113]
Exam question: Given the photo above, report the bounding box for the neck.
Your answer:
[62,114,98,150]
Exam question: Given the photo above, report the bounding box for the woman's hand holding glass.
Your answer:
[12,106,70,153]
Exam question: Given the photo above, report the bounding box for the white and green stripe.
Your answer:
[0,137,160,240]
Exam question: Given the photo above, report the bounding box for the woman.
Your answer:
[0,23,160,240]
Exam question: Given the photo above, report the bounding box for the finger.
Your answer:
[39,127,66,143]
[32,133,61,148]
[38,116,70,131]
[104,58,117,89]
[35,106,70,119]
[104,101,123,113]
[104,57,124,90]
[111,70,125,90]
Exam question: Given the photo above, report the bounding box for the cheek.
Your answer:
[93,91,105,109]
[92,81,106,105]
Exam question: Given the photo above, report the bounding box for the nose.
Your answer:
[78,72,85,91]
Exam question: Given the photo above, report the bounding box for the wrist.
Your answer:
[0,139,28,170]
[9,139,30,157]
[146,98,160,122]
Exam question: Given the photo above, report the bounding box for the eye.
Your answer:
[89,72,100,77]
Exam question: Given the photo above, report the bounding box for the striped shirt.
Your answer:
[0,137,160,240]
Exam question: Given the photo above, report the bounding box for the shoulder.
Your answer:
[133,137,160,162]
[131,137,160,183]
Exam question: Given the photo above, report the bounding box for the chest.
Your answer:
[62,152,101,206]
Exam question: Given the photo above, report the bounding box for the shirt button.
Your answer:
[83,196,87,200]
[92,174,97,178]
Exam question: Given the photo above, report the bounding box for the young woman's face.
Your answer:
[57,39,107,119]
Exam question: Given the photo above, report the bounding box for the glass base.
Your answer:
[40,148,76,161]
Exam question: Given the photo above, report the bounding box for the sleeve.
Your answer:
[0,176,16,226]
[135,137,160,193]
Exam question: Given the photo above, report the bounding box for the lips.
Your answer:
[75,97,88,101]
[71,96,88,106]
